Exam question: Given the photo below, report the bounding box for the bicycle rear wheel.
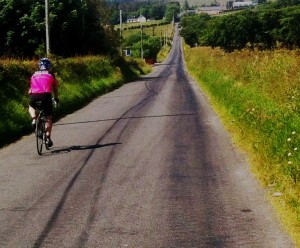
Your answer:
[36,119,44,155]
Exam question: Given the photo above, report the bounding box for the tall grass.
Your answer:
[184,46,300,246]
[121,22,174,39]
[0,56,151,148]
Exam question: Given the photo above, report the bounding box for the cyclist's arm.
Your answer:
[53,80,59,99]
[50,72,59,100]
[53,84,59,99]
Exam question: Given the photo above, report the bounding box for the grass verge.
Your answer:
[184,45,300,246]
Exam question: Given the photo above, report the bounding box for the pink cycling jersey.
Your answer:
[29,71,58,94]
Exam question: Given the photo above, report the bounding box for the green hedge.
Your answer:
[0,56,151,148]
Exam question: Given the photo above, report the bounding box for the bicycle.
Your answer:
[35,101,50,155]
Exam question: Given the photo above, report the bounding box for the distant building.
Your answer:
[127,18,137,23]
[232,1,257,9]
[137,15,147,23]
[178,0,257,16]
[186,9,197,14]
[127,15,147,23]
[197,6,222,15]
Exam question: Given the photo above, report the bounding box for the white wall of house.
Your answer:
[137,15,147,23]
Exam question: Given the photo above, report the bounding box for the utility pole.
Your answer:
[119,10,122,38]
[120,10,122,56]
[141,24,143,59]
[45,0,50,56]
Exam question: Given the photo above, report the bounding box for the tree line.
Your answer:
[180,0,300,52]
[0,0,180,58]
[109,1,180,25]
[0,0,119,58]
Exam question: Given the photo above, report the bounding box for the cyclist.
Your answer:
[28,58,59,147]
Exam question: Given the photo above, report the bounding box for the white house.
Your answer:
[126,15,147,23]
[127,18,137,23]
[137,15,147,23]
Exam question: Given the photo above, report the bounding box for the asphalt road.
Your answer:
[0,28,295,248]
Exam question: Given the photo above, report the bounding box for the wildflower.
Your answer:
[288,161,292,164]
[288,153,292,157]
[287,138,292,142]
[294,148,298,151]
[252,108,255,111]
[292,131,296,135]
[273,192,283,197]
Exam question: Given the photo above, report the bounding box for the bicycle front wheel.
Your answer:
[36,120,44,155]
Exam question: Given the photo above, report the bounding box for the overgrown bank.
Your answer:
[0,56,151,148]
[184,46,300,246]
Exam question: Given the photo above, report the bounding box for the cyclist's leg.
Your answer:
[29,94,39,118]
[45,115,53,137]
[43,93,54,147]
[45,116,53,147]
[29,94,39,127]
[29,105,36,119]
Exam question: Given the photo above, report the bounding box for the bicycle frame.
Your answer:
[35,102,50,155]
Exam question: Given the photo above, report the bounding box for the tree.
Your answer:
[125,32,161,60]
[277,6,300,48]
[142,36,161,59]
[140,6,151,19]
[124,33,142,48]
[183,0,190,11]
[0,0,37,56]
[203,10,260,51]
[0,0,119,57]
[164,2,180,22]
[274,0,300,7]
[149,4,165,20]
[180,13,211,47]
[257,8,282,49]
[110,10,120,25]
[180,2,300,51]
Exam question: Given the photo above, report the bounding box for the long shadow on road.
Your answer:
[49,143,122,155]
[54,113,196,127]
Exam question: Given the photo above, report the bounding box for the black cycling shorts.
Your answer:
[29,93,53,116]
